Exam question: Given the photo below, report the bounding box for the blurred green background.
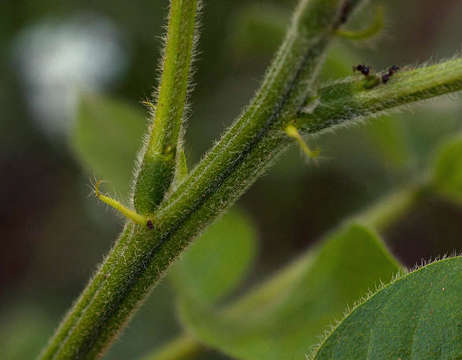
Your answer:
[1,0,462,358]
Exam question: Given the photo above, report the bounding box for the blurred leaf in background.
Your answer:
[177,224,402,360]
[170,209,258,307]
[72,94,146,198]
[432,133,462,205]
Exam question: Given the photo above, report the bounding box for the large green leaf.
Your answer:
[432,134,462,204]
[71,94,146,198]
[178,223,403,360]
[313,256,462,360]
[170,209,257,306]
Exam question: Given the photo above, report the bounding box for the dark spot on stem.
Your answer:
[382,73,390,83]
[147,219,154,229]
[336,0,353,28]
[354,64,370,76]
[382,65,400,84]
[390,65,400,73]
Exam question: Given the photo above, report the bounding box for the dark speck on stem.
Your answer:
[337,0,353,27]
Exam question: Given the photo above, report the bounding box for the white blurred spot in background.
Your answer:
[13,14,128,138]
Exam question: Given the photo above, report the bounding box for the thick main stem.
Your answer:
[39,1,362,358]
[39,2,462,360]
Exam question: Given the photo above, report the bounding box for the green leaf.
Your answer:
[71,94,146,199]
[178,223,403,360]
[170,209,257,306]
[313,257,462,360]
[432,134,462,203]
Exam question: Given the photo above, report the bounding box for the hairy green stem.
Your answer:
[39,1,462,359]
[40,1,364,358]
[295,58,462,133]
[133,0,198,214]
[39,0,199,358]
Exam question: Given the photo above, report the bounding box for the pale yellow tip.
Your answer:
[93,179,104,198]
[285,124,299,138]
[93,179,152,228]
[285,124,320,162]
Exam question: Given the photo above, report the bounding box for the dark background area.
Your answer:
[1,0,462,358]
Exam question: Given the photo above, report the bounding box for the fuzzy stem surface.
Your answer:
[39,2,462,360]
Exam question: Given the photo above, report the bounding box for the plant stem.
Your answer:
[142,59,462,354]
[39,1,462,359]
[133,0,198,214]
[40,0,364,358]
[39,0,199,358]
[295,58,462,134]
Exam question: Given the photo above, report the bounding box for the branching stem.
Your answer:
[39,0,462,359]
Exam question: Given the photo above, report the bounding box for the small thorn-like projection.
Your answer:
[141,100,157,112]
[93,180,153,229]
[285,125,320,163]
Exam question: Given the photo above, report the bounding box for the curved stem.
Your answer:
[336,5,384,40]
